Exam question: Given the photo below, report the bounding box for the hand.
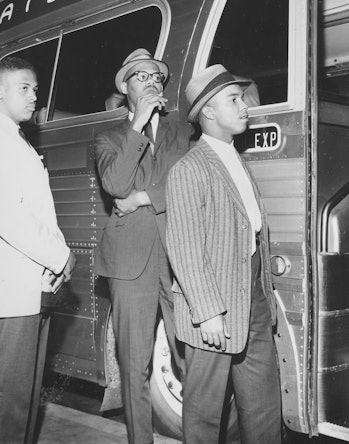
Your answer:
[114,190,150,216]
[131,93,168,132]
[62,250,76,282]
[41,268,57,293]
[51,251,76,294]
[50,274,65,294]
[199,314,230,351]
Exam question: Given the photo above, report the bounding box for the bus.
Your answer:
[1,0,348,440]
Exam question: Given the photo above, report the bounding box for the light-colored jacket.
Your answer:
[166,137,276,354]
[0,114,69,317]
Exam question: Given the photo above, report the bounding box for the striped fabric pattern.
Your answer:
[166,137,276,354]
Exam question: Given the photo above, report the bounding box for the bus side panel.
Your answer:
[33,123,112,384]
[243,111,309,433]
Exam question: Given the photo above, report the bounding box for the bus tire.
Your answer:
[150,319,183,440]
[150,320,240,443]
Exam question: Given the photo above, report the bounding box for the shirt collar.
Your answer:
[202,133,235,152]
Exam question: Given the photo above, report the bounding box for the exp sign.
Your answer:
[243,123,281,153]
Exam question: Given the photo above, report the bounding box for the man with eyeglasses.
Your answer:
[94,48,193,444]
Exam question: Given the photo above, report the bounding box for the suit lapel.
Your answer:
[197,138,248,217]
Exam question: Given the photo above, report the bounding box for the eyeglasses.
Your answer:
[125,71,165,83]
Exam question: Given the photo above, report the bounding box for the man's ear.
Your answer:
[0,85,5,100]
[120,82,128,95]
[201,104,215,120]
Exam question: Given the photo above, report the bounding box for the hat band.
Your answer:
[188,71,241,115]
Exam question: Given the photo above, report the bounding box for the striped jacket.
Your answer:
[166,137,276,354]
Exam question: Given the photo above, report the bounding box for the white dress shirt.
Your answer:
[202,133,262,255]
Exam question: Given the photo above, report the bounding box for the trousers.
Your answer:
[0,312,50,444]
[182,246,282,444]
[108,234,182,444]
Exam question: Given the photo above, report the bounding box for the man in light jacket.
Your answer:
[0,56,76,444]
[166,64,281,444]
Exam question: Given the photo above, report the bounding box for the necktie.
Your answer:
[143,121,154,145]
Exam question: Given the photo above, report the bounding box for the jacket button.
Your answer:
[242,257,247,263]
[242,224,247,230]
[240,288,246,294]
[138,147,142,152]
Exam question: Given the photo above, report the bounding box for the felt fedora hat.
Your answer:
[115,48,169,92]
[185,64,251,123]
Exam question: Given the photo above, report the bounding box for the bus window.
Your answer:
[51,7,161,120]
[319,18,349,100]
[17,39,58,113]
[12,6,162,122]
[208,0,289,107]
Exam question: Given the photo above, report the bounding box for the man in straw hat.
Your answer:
[93,48,193,444]
[166,64,282,443]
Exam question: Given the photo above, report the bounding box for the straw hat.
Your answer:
[185,64,251,123]
[115,48,169,93]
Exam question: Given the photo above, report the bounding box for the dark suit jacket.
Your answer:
[94,115,192,280]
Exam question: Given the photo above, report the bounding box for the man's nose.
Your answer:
[239,99,248,112]
[29,89,37,101]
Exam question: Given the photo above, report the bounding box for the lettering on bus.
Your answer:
[0,0,80,31]
[243,123,281,153]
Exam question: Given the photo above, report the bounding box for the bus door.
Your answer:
[181,0,349,440]
[315,0,349,440]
